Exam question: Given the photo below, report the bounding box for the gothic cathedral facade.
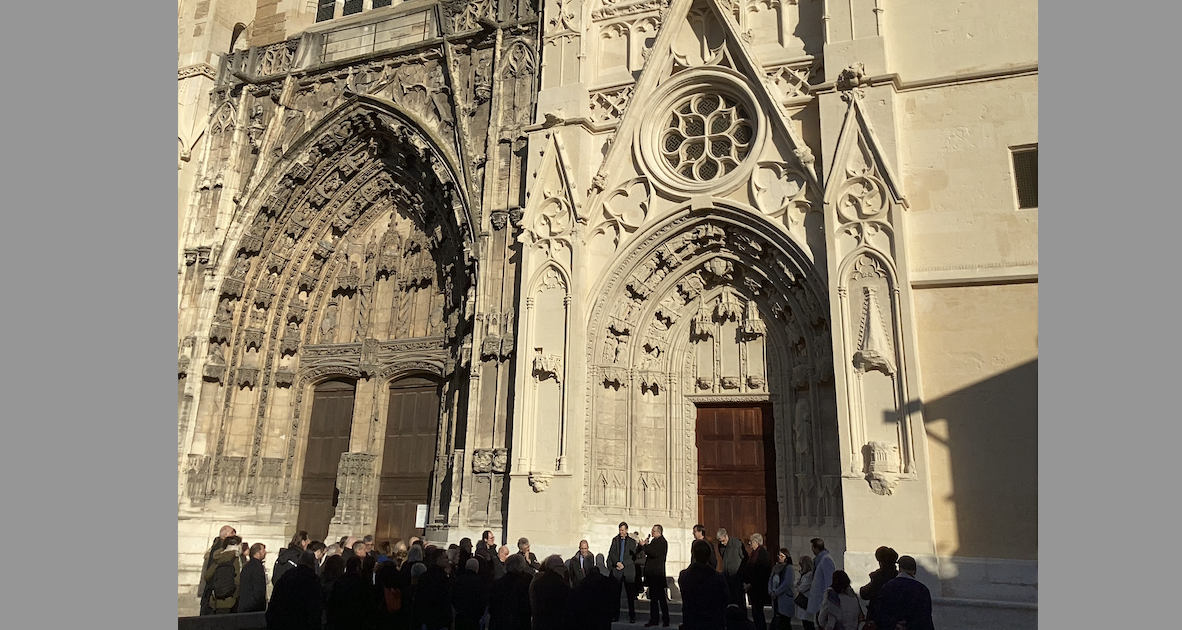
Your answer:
[178,0,1037,624]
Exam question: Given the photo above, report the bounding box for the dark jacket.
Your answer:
[203,547,242,613]
[266,564,322,630]
[326,571,377,630]
[238,557,268,613]
[413,564,452,630]
[272,546,303,586]
[451,569,489,630]
[199,537,224,616]
[562,568,615,630]
[567,552,594,588]
[693,539,719,573]
[718,539,749,605]
[860,564,900,621]
[517,550,540,573]
[530,569,571,630]
[641,536,668,588]
[605,535,638,583]
[491,554,507,580]
[745,545,773,606]
[679,562,729,630]
[876,574,934,630]
[488,571,533,630]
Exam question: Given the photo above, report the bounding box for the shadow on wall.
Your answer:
[903,358,1038,562]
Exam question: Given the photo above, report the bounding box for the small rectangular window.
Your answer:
[315,1,336,23]
[343,0,364,16]
[1012,145,1038,209]
[373,0,393,7]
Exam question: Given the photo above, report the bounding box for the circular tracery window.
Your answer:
[661,94,754,182]
[636,68,765,197]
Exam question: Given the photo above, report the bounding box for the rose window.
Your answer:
[659,93,754,182]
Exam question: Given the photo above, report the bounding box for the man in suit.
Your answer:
[692,524,718,571]
[606,521,638,623]
[568,540,595,588]
[717,528,748,612]
[639,524,669,627]
[875,555,934,630]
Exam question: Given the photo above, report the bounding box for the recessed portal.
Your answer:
[696,404,779,558]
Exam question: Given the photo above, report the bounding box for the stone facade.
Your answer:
[178,0,1037,624]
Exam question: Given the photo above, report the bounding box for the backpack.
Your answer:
[211,561,238,600]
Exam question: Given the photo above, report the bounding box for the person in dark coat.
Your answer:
[563,566,616,630]
[718,528,749,610]
[488,554,533,630]
[692,524,718,572]
[266,550,323,630]
[272,530,309,587]
[531,555,571,630]
[326,555,377,630]
[859,546,899,624]
[199,525,236,615]
[492,545,510,580]
[680,540,729,630]
[567,540,595,588]
[875,555,934,630]
[475,530,497,561]
[204,535,244,614]
[415,549,454,630]
[515,537,540,573]
[639,524,670,627]
[745,533,774,630]
[319,555,346,621]
[375,560,411,630]
[606,521,639,623]
[238,543,269,613]
[452,558,488,630]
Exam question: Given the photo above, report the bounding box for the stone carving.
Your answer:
[273,368,295,387]
[715,288,741,321]
[598,178,650,244]
[320,300,339,342]
[751,161,811,221]
[852,286,896,375]
[741,300,766,337]
[491,448,509,473]
[602,366,629,389]
[747,374,766,389]
[719,376,741,390]
[696,376,712,390]
[280,322,301,356]
[183,250,198,266]
[236,366,259,389]
[638,371,662,394]
[472,448,495,473]
[865,441,901,495]
[489,210,508,230]
[532,348,562,383]
[765,59,823,103]
[836,62,867,91]
[528,472,553,493]
[589,85,634,124]
[793,398,812,473]
[691,303,713,339]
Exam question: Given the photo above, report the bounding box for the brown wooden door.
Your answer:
[296,379,356,542]
[374,377,441,546]
[696,404,779,560]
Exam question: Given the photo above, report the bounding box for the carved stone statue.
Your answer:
[320,301,339,342]
[793,398,812,472]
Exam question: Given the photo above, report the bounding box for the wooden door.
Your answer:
[374,377,441,546]
[696,404,779,560]
[296,379,356,542]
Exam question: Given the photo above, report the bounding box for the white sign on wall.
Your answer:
[415,503,428,528]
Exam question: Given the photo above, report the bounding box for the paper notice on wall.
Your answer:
[415,504,428,528]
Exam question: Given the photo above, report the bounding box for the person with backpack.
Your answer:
[816,571,863,630]
[199,525,236,615]
[272,530,309,587]
[204,535,244,614]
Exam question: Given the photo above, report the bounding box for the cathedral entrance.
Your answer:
[296,379,357,542]
[374,376,442,545]
[696,403,779,558]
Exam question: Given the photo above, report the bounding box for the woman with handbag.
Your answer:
[768,548,796,630]
[794,555,815,630]
[816,570,864,630]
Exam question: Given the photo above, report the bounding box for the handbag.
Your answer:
[794,592,809,610]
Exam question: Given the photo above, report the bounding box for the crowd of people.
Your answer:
[197,524,934,630]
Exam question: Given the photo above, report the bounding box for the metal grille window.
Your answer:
[373,0,393,7]
[1012,146,1038,209]
[315,1,336,23]
[343,0,364,16]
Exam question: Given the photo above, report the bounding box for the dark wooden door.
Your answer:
[696,404,778,562]
[374,377,441,546]
[296,379,356,542]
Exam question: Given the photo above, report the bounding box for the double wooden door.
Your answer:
[374,377,442,546]
[696,404,779,560]
[296,379,357,542]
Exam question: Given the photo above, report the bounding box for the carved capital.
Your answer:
[528,472,553,493]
